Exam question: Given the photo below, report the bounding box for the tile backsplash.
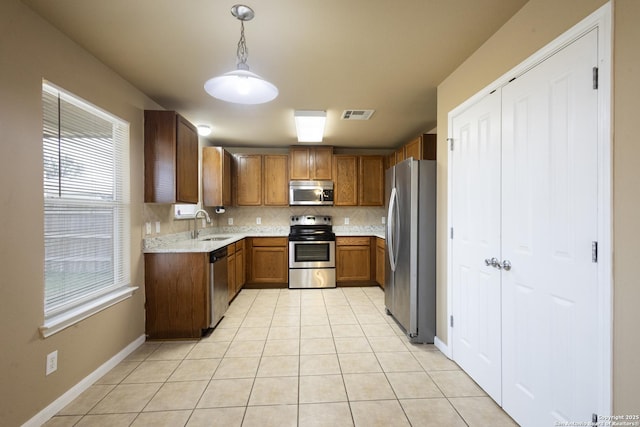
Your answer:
[142,204,386,239]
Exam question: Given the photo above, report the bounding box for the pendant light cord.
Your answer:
[236,21,249,70]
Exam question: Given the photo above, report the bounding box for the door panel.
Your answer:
[451,91,503,402]
[501,29,599,426]
[393,159,413,331]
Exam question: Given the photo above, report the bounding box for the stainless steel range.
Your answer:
[288,215,336,289]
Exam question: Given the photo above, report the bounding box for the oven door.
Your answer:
[289,241,335,268]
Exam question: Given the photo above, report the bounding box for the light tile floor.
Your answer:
[45,287,518,426]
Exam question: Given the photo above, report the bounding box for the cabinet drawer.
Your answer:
[251,237,288,247]
[235,239,245,252]
[336,236,370,246]
[376,237,385,249]
[227,243,236,255]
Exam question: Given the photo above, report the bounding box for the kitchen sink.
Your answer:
[200,236,231,241]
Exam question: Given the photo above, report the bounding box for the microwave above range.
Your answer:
[289,180,334,206]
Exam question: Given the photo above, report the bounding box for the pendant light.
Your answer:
[204,4,278,104]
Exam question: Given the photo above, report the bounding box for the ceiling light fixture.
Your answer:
[294,110,327,143]
[197,125,212,136]
[204,5,278,105]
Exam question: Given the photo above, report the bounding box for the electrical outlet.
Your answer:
[381,217,386,224]
[46,350,58,376]
[228,218,234,225]
[256,217,261,225]
[344,217,350,225]
[155,221,160,233]
[145,222,152,235]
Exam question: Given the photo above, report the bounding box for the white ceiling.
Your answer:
[23,0,528,149]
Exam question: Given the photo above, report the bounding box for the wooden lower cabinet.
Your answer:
[336,236,372,282]
[235,240,245,294]
[227,240,246,302]
[144,252,209,339]
[247,237,288,285]
[227,244,236,302]
[375,237,385,288]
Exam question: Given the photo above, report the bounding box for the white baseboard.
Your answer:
[434,336,451,358]
[22,335,145,427]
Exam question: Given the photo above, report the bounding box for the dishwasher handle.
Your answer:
[210,247,228,263]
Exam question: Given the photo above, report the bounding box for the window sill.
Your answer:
[40,286,138,338]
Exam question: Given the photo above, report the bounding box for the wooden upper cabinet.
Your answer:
[395,146,405,164]
[404,134,437,161]
[333,155,358,206]
[202,147,232,207]
[235,154,262,206]
[144,110,198,204]
[263,155,289,206]
[359,155,385,206]
[387,152,396,169]
[289,147,311,180]
[289,146,333,180]
[311,146,333,180]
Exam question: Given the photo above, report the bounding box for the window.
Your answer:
[40,82,135,337]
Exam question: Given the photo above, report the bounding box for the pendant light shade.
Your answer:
[204,4,278,105]
[204,69,278,104]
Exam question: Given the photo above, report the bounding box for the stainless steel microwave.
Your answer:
[289,180,334,206]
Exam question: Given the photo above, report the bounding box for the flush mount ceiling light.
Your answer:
[197,125,212,136]
[204,4,278,105]
[294,110,327,143]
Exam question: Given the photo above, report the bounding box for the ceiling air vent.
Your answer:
[341,110,375,120]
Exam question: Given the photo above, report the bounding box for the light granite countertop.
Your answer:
[143,226,385,253]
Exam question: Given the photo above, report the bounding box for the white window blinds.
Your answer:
[42,82,131,325]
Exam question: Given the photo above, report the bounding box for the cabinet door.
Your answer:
[227,251,236,302]
[404,134,437,161]
[235,247,245,293]
[395,146,405,164]
[236,154,263,206]
[289,147,310,180]
[404,136,421,160]
[144,252,208,339]
[333,155,358,206]
[248,237,288,284]
[175,115,199,203]
[375,238,385,287]
[336,237,371,282]
[311,146,333,180]
[144,110,198,204]
[387,152,396,168]
[203,147,232,207]
[251,247,288,283]
[264,155,289,206]
[358,156,384,206]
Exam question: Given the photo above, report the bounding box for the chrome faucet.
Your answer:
[193,209,211,239]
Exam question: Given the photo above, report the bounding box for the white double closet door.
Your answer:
[451,29,599,426]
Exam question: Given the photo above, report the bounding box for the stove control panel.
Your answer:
[290,215,332,226]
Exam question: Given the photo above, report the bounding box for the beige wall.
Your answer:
[437,0,638,414]
[0,1,160,425]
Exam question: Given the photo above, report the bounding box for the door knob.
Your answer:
[485,257,501,269]
[501,260,512,271]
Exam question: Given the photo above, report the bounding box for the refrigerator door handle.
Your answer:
[387,187,400,272]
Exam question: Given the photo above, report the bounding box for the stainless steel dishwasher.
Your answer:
[209,247,228,328]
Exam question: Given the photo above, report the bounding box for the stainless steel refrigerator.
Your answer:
[385,158,436,343]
